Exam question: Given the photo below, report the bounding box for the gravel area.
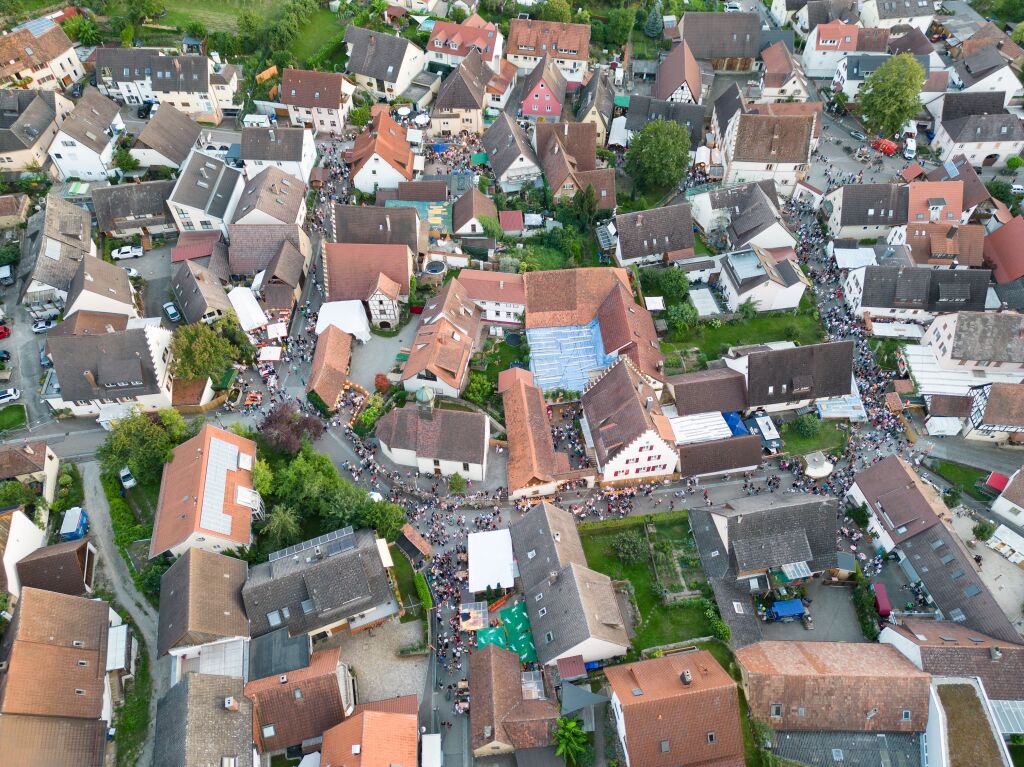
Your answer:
[318,619,428,704]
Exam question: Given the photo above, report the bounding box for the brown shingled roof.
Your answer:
[280,68,348,109]
[500,368,572,494]
[351,108,414,182]
[15,539,92,597]
[653,39,701,101]
[323,242,413,303]
[524,267,631,328]
[507,19,590,62]
[730,113,814,163]
[308,325,352,409]
[0,441,49,480]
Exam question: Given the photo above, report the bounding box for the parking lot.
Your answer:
[124,241,176,327]
[761,577,867,642]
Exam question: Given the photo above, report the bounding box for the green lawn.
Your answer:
[663,306,824,360]
[125,480,161,525]
[580,514,714,652]
[114,641,151,767]
[781,419,849,456]
[1010,744,1024,767]
[139,0,277,32]
[289,9,346,63]
[390,544,417,608]
[694,234,713,256]
[930,460,991,502]
[483,340,528,386]
[0,404,26,432]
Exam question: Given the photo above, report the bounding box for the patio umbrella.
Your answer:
[397,106,412,117]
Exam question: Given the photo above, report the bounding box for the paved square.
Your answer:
[761,578,866,642]
[318,619,428,703]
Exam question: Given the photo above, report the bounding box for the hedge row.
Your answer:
[414,572,433,611]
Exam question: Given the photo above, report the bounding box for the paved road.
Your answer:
[82,462,163,767]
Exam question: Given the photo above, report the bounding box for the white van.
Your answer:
[903,138,917,160]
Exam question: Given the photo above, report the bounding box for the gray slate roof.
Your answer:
[59,88,118,154]
[46,327,159,403]
[523,562,629,664]
[242,527,393,638]
[943,112,1024,143]
[625,96,704,149]
[239,127,306,162]
[720,494,838,575]
[434,49,489,112]
[0,90,59,152]
[153,673,253,767]
[28,195,93,294]
[744,340,855,406]
[135,104,202,166]
[803,0,859,31]
[248,627,311,682]
[679,12,761,60]
[482,112,540,180]
[832,183,909,227]
[844,53,929,81]
[374,405,488,466]
[953,45,1008,87]
[66,255,132,311]
[576,71,614,125]
[858,266,990,312]
[900,525,1022,644]
[92,180,174,234]
[773,731,922,767]
[170,152,242,219]
[509,502,587,591]
[614,203,694,262]
[951,311,1024,363]
[330,202,425,255]
[873,0,934,18]
[707,181,788,248]
[668,368,749,415]
[344,26,419,82]
[713,84,743,138]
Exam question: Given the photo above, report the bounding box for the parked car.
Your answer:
[70,82,83,98]
[32,318,57,334]
[849,130,867,141]
[0,350,10,362]
[724,2,743,10]
[111,245,143,260]
[162,302,182,323]
[872,138,898,156]
[118,466,138,489]
[903,137,917,160]
[123,267,140,278]
[0,326,8,340]
[137,101,156,119]
[0,388,21,404]
[1012,184,1024,195]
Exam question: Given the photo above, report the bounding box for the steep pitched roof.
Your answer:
[239,126,307,163]
[520,54,567,105]
[452,186,497,232]
[653,39,701,101]
[46,326,163,403]
[280,68,348,109]
[157,548,249,657]
[980,382,1024,426]
[509,501,587,589]
[0,90,59,153]
[482,112,539,180]
[29,195,93,294]
[581,358,670,468]
[730,113,813,164]
[615,203,695,263]
[524,267,631,328]
[952,45,1008,87]
[597,282,664,380]
[680,12,761,60]
[831,183,909,227]
[59,88,118,154]
[858,266,990,311]
[401,280,481,390]
[576,70,614,124]
[149,425,258,558]
[375,405,488,466]
[507,19,590,62]
[154,673,253,767]
[245,646,346,752]
[330,202,424,255]
[667,368,748,415]
[0,441,50,479]
[470,644,560,750]
[65,255,133,314]
[719,494,838,575]
[625,96,705,147]
[344,26,420,81]
[605,653,744,767]
[743,340,854,406]
[984,216,1024,284]
[0,716,105,767]
[321,708,419,767]
[0,25,74,78]
[171,259,230,325]
[308,325,352,408]
[135,104,202,165]
[227,224,308,275]
[15,539,91,597]
[92,179,174,234]
[434,48,490,111]
[232,166,306,224]
[852,455,944,544]
[427,15,501,62]
[323,242,412,302]
[499,369,573,493]
[0,588,108,720]
[736,641,930,732]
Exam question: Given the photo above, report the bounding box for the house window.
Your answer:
[660,741,670,753]
[707,732,716,744]
[538,607,547,617]
[535,592,543,601]
[301,599,314,614]
[262,725,276,738]
[902,710,911,721]
[544,631,554,643]
[267,610,282,627]
[75,689,86,696]
[527,549,536,559]
[770,704,782,717]
[463,462,470,471]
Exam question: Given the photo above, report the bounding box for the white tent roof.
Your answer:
[832,246,877,270]
[266,322,287,340]
[468,529,516,593]
[315,300,371,343]
[258,346,282,361]
[925,415,963,436]
[228,287,268,331]
[608,115,629,147]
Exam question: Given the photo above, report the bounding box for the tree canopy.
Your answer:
[625,119,691,191]
[170,323,236,382]
[858,54,924,139]
[97,410,195,486]
[260,402,325,456]
[539,0,572,23]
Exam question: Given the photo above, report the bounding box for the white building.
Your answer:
[94,50,236,124]
[376,391,490,482]
[719,247,809,312]
[456,270,526,325]
[129,104,203,169]
[858,0,935,32]
[0,23,83,90]
[949,48,1022,108]
[279,68,356,135]
[580,359,678,483]
[426,16,504,72]
[168,151,244,237]
[722,113,814,198]
[64,256,138,320]
[49,89,124,182]
[843,266,990,325]
[231,167,307,227]
[992,467,1024,525]
[343,26,426,101]
[22,195,96,308]
[239,127,316,185]
[0,508,45,601]
[690,181,797,251]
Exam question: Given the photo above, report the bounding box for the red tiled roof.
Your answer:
[984,216,1024,284]
[499,210,524,232]
[171,231,222,262]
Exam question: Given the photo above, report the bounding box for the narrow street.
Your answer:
[81,461,164,767]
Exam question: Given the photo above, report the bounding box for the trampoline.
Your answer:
[527,319,616,392]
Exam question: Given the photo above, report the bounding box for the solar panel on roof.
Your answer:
[943,158,959,178]
[268,526,355,562]
[199,438,239,535]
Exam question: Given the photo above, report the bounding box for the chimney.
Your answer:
[22,444,34,455]
[991,647,1003,661]
[352,744,362,755]
[314,546,323,560]
[279,675,288,684]
[83,370,97,388]
[268,129,275,143]
[548,571,558,585]
[386,215,391,231]
[223,696,239,711]
[681,670,692,685]
[645,396,653,409]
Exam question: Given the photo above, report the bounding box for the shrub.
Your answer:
[414,572,433,610]
[307,390,332,417]
[973,520,996,541]
[611,530,647,565]
[374,373,391,394]
[848,502,870,528]
[852,578,880,640]
[789,414,821,439]
[448,473,467,494]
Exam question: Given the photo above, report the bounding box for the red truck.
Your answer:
[872,138,898,156]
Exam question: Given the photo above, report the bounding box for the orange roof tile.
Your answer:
[523,267,631,328]
[456,270,526,306]
[428,15,501,62]
[308,325,353,408]
[149,424,257,558]
[507,19,590,62]
[402,280,481,390]
[499,368,572,493]
[906,181,964,225]
[350,109,414,182]
[321,709,418,767]
[323,242,413,303]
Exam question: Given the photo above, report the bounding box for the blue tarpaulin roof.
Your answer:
[770,599,805,618]
[723,411,748,436]
[432,143,449,152]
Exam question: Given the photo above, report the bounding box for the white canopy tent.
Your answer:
[468,529,517,593]
[227,287,269,331]
[266,322,288,340]
[315,300,371,343]
[258,346,282,362]
[608,115,629,148]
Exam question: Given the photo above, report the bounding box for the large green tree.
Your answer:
[262,504,302,548]
[644,0,664,38]
[97,411,175,485]
[553,717,589,767]
[170,322,236,382]
[606,8,635,47]
[539,0,572,23]
[625,119,691,191]
[359,501,407,542]
[858,54,924,139]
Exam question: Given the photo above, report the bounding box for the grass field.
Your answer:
[146,0,277,32]
[930,460,991,502]
[390,544,417,608]
[289,9,346,63]
[0,404,26,432]
[580,514,714,652]
[663,307,824,360]
[781,419,849,456]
